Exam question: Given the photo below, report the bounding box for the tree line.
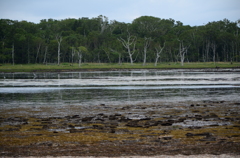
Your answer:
[0,15,240,66]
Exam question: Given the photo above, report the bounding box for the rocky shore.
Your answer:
[0,100,240,157]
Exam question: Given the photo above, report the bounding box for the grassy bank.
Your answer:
[0,62,239,72]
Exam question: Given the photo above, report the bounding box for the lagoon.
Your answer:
[0,69,240,108]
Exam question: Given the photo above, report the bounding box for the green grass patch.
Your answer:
[0,62,239,72]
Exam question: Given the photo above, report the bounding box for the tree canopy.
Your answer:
[0,15,239,65]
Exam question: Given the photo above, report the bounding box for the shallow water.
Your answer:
[0,70,240,107]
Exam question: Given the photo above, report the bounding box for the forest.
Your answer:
[0,15,240,66]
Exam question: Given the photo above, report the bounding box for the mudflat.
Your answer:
[0,100,240,157]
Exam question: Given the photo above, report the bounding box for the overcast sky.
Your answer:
[0,0,239,26]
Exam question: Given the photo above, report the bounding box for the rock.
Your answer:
[158,135,173,143]
[224,117,234,121]
[93,124,104,129]
[203,113,219,119]
[199,133,216,141]
[72,115,80,118]
[192,110,200,113]
[95,118,105,122]
[199,137,216,141]
[110,128,115,133]
[68,124,75,128]
[125,120,143,127]
[188,126,202,129]
[65,116,71,119]
[160,120,174,126]
[41,118,51,121]
[4,117,28,126]
[29,128,42,131]
[82,117,94,122]
[119,116,130,122]
[35,141,58,147]
[41,121,52,124]
[178,117,187,122]
[114,113,122,116]
[233,125,240,128]
[140,117,151,121]
[195,132,212,137]
[105,122,118,128]
[144,120,159,127]
[186,132,212,137]
[109,115,117,120]
[209,113,219,118]
[186,133,195,137]
[158,135,173,140]
[42,125,50,129]
[69,129,85,133]
[115,129,130,134]
[6,128,20,131]
[160,122,172,126]
[108,114,122,120]
[195,115,203,120]
[209,124,219,127]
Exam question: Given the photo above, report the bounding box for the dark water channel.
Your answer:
[0,69,240,108]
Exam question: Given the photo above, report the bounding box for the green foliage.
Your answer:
[0,62,239,72]
[0,16,240,65]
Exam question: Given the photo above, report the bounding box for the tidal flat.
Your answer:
[0,69,240,156]
[0,101,240,156]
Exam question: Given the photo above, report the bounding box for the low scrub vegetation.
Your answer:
[0,62,239,72]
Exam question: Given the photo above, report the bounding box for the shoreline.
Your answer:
[1,67,240,73]
[1,62,240,73]
[1,100,240,157]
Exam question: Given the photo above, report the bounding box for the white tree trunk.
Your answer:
[27,41,30,64]
[211,42,217,65]
[179,41,189,66]
[12,43,14,66]
[71,47,75,65]
[35,43,41,63]
[143,37,152,66]
[110,48,122,65]
[154,42,165,66]
[99,15,108,34]
[78,52,82,67]
[56,34,62,66]
[118,33,137,65]
[205,39,210,62]
[180,50,186,66]
[74,48,82,68]
[43,46,48,64]
[155,54,160,67]
[118,53,122,65]
[103,49,111,63]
